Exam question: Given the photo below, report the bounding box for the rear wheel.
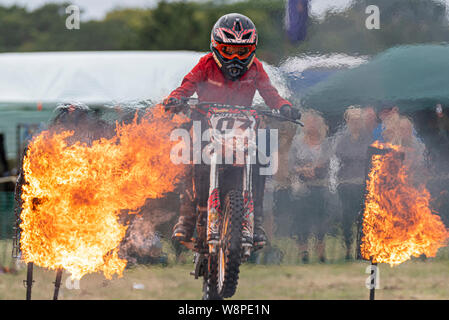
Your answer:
[217,190,244,298]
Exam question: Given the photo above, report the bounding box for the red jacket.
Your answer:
[168,53,291,110]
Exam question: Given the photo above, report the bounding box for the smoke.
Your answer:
[119,204,177,265]
[49,100,154,144]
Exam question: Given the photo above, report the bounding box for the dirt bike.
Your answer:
[168,97,302,300]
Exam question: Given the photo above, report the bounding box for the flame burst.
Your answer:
[20,106,186,279]
[361,142,449,266]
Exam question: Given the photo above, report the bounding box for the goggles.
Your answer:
[214,43,256,60]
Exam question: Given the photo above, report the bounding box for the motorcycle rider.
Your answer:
[163,13,301,248]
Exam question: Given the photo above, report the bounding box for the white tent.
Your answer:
[0,51,208,107]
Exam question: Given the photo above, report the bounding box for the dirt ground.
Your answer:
[1,260,449,300]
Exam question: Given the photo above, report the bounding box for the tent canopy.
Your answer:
[301,45,449,115]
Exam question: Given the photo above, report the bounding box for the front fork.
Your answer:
[206,155,254,258]
[207,153,220,254]
[242,162,254,259]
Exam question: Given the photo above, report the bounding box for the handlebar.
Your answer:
[258,110,304,127]
[167,97,304,127]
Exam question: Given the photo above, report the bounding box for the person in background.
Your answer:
[428,104,449,228]
[382,116,415,147]
[373,105,424,145]
[332,106,374,260]
[363,107,378,134]
[287,110,332,263]
[382,115,427,181]
[372,106,400,142]
[0,133,9,177]
[435,104,449,142]
[286,0,309,43]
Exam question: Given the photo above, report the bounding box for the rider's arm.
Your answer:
[167,56,206,100]
[254,59,292,110]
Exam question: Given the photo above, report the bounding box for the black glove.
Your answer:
[280,105,301,120]
[163,97,184,113]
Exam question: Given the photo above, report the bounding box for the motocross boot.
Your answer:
[253,217,267,249]
[172,183,197,243]
[172,215,196,243]
[253,202,267,249]
[252,166,267,250]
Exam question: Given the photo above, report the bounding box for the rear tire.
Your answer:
[217,190,244,298]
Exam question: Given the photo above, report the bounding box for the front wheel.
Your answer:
[217,190,244,298]
[202,254,222,300]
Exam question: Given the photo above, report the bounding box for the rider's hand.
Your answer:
[163,97,184,113]
[280,105,301,120]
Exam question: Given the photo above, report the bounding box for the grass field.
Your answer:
[1,259,449,300]
[2,237,449,300]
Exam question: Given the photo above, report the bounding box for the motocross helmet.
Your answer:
[210,13,258,81]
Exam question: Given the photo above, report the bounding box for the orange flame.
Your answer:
[20,106,186,279]
[361,142,449,265]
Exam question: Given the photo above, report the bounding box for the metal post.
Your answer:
[25,262,34,300]
[369,261,377,300]
[53,268,63,300]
